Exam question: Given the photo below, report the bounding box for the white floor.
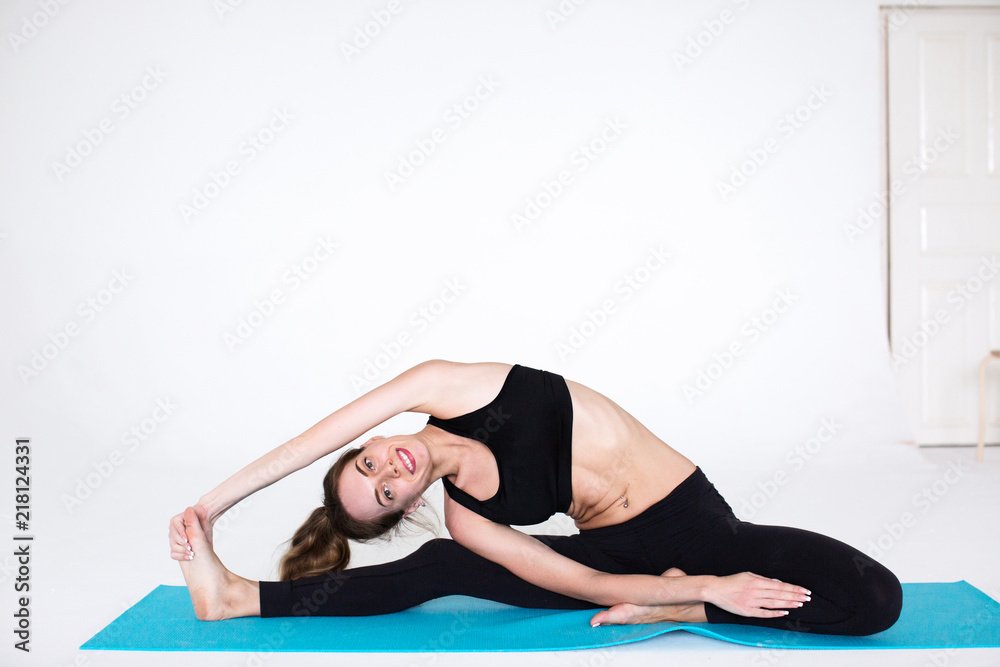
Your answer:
[55,443,1000,667]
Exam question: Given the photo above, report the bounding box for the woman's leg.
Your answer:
[682,520,903,636]
[182,502,609,620]
[577,467,902,635]
[621,468,903,635]
[258,537,610,617]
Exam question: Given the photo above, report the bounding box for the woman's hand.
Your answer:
[704,572,811,618]
[168,504,214,561]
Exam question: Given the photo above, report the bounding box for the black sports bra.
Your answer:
[426,364,574,525]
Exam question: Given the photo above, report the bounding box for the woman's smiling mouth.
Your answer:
[396,448,416,475]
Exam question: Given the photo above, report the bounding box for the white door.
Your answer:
[887,7,1000,446]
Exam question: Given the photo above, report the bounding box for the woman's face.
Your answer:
[338,435,429,521]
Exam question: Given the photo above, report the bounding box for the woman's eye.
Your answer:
[364,458,374,470]
[383,486,393,500]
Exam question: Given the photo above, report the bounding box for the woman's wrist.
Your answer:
[694,575,717,605]
[660,573,716,605]
[196,494,222,524]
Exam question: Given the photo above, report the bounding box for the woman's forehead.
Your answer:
[337,458,382,520]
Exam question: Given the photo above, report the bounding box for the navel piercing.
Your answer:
[620,494,628,509]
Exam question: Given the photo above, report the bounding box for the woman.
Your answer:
[169,360,902,634]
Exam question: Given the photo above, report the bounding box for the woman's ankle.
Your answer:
[677,602,708,623]
[224,575,261,618]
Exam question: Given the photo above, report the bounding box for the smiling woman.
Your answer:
[277,446,418,580]
[169,359,903,635]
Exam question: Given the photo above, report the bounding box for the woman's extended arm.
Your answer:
[444,495,704,606]
[195,359,447,523]
[443,494,809,617]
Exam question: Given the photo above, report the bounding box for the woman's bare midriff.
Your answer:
[564,378,696,530]
[428,361,696,530]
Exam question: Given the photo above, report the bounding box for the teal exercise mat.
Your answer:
[81,581,1000,652]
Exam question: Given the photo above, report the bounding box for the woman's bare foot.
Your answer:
[589,568,709,626]
[178,506,260,620]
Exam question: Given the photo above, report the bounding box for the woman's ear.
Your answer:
[403,497,425,519]
[359,435,385,449]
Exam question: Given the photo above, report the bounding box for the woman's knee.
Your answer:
[412,538,484,566]
[849,561,903,636]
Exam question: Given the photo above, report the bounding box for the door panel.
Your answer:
[887,8,1000,445]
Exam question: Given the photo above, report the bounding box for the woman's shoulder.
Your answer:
[406,359,513,381]
[406,360,515,419]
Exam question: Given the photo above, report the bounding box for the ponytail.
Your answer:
[278,506,351,580]
[279,447,435,581]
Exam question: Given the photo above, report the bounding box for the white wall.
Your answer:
[2,1,998,662]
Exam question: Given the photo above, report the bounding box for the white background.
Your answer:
[1,0,998,665]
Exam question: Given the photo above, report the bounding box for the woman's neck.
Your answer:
[416,424,481,484]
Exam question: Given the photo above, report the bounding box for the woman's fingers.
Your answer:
[169,514,188,545]
[169,539,189,560]
[769,576,811,597]
[732,573,811,617]
[760,586,810,603]
[170,544,192,561]
[168,511,194,560]
[758,596,805,609]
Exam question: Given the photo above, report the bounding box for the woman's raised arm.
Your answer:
[179,359,447,532]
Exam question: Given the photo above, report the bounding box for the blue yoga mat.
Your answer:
[81,581,1000,652]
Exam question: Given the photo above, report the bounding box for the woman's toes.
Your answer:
[183,507,205,549]
[590,610,609,627]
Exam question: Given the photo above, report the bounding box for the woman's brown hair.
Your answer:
[278,447,432,580]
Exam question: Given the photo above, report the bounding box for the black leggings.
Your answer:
[259,467,902,636]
